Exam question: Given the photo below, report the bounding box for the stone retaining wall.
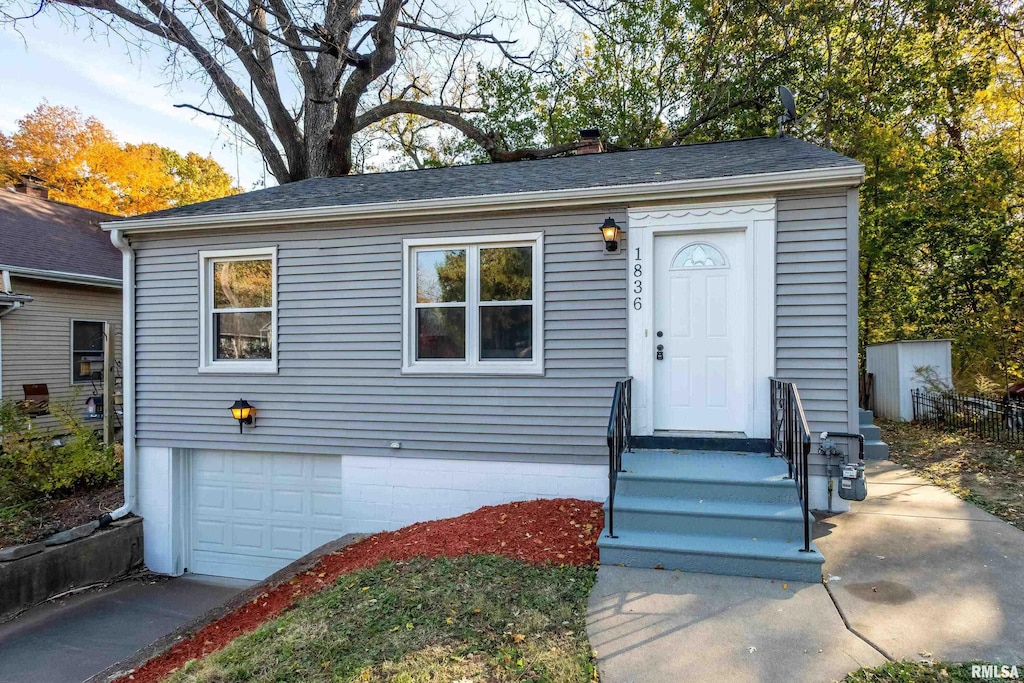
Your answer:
[0,517,144,622]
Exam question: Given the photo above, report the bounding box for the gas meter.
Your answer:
[819,431,867,509]
[838,460,866,502]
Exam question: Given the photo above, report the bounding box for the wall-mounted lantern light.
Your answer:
[600,217,621,252]
[230,398,255,433]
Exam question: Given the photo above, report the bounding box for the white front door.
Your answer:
[652,231,749,432]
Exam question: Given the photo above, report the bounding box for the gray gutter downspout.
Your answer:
[0,270,32,317]
[99,229,136,526]
[0,301,24,318]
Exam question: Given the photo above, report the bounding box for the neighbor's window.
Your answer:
[199,247,277,373]
[405,233,543,374]
[71,319,105,383]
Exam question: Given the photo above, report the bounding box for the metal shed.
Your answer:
[866,339,953,421]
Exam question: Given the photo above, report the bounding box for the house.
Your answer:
[102,136,864,581]
[0,177,123,427]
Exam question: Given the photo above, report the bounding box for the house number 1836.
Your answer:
[633,247,642,310]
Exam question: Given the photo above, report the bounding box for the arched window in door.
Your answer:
[671,242,728,269]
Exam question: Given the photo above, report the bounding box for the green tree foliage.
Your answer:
[468,0,1024,387]
[160,148,240,208]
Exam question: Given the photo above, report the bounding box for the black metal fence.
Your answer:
[911,388,1024,444]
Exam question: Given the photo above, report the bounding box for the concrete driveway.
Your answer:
[816,460,1024,664]
[589,459,1024,682]
[0,574,249,683]
[588,567,884,682]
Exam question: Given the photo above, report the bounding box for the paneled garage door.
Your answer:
[190,451,346,580]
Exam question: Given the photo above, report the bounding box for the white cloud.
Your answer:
[0,21,267,187]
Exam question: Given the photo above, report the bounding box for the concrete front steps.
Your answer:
[859,409,890,460]
[598,449,824,583]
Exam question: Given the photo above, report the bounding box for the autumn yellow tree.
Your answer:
[161,149,238,207]
[0,104,238,216]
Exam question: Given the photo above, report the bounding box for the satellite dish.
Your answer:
[779,86,797,122]
[778,85,797,137]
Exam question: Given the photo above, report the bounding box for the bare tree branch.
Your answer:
[50,0,291,180]
[173,103,235,120]
[264,0,315,87]
[327,0,404,174]
[4,0,609,180]
[356,99,588,162]
[195,0,306,177]
[2,0,44,21]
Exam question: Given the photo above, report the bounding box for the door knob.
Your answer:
[656,331,664,337]
[657,344,664,351]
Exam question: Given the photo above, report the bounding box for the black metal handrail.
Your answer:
[605,377,632,538]
[769,378,813,553]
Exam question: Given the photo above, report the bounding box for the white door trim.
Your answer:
[627,200,776,438]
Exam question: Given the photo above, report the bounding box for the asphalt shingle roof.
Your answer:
[128,136,861,223]
[0,190,122,281]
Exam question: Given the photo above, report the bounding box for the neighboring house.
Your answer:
[0,177,123,427]
[104,136,864,581]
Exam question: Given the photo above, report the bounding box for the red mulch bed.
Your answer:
[118,497,602,683]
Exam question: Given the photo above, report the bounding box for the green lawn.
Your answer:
[167,555,598,683]
[844,660,1014,682]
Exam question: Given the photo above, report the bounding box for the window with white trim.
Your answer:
[199,247,277,373]
[404,233,544,374]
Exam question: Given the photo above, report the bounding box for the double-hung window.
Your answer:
[404,233,543,374]
[199,247,277,373]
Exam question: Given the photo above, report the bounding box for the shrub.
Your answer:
[0,392,122,502]
[974,374,1003,398]
[913,364,953,395]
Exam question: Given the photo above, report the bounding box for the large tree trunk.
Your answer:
[305,98,340,178]
[19,0,599,182]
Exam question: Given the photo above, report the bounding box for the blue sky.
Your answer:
[1,15,269,188]
[0,3,565,190]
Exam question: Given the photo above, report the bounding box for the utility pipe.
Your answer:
[99,229,136,527]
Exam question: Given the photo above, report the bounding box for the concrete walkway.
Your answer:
[816,460,1024,664]
[0,574,250,683]
[588,568,883,682]
[589,459,1024,681]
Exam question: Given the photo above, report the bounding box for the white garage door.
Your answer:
[190,451,346,580]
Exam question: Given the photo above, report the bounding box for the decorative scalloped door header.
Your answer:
[625,199,777,438]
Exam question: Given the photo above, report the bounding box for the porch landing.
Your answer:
[598,449,824,582]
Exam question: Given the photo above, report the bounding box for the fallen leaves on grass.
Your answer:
[0,481,123,548]
[844,660,1004,682]
[882,421,1024,528]
[163,557,597,683]
[117,498,601,683]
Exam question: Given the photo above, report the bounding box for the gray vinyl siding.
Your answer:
[130,189,859,462]
[131,210,628,462]
[775,190,857,442]
[0,277,122,428]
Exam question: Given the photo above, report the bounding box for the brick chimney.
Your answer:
[576,128,603,155]
[13,174,49,200]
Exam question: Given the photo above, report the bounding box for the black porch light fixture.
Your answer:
[600,217,621,252]
[230,398,255,433]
